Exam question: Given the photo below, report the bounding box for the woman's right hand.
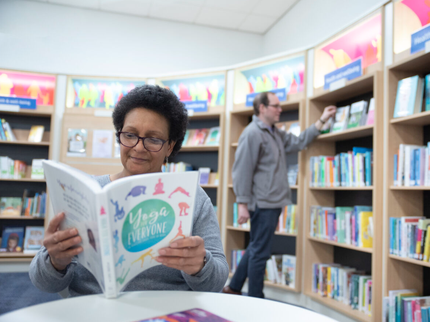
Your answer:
[43,212,83,271]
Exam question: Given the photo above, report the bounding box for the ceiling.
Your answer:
[24,0,299,34]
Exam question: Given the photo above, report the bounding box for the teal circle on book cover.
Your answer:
[122,199,175,252]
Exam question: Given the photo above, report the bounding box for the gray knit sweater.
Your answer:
[29,174,228,296]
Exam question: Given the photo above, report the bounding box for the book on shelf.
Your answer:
[277,204,297,234]
[426,74,430,112]
[21,190,47,218]
[394,143,430,186]
[393,75,425,118]
[331,105,350,133]
[230,249,246,274]
[162,162,193,173]
[42,160,199,298]
[188,129,209,146]
[387,289,419,322]
[67,128,87,157]
[198,167,211,185]
[136,308,231,322]
[205,127,221,146]
[0,226,24,252]
[282,255,296,288]
[309,147,373,188]
[271,255,283,284]
[366,98,375,126]
[288,122,300,137]
[320,117,333,134]
[13,160,27,179]
[23,226,45,254]
[312,263,371,314]
[0,197,22,216]
[264,254,296,287]
[287,164,298,186]
[31,159,45,179]
[28,125,44,143]
[310,205,373,248]
[1,119,16,141]
[232,202,250,229]
[347,101,368,129]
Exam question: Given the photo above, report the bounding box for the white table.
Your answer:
[0,291,338,322]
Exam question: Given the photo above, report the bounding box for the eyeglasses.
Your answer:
[267,104,282,109]
[117,131,167,152]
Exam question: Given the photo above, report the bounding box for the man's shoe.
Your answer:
[222,286,242,295]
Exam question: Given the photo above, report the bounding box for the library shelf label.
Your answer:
[411,24,430,54]
[183,101,207,113]
[324,58,362,90]
[0,96,36,110]
[0,104,19,112]
[246,88,286,107]
[94,110,113,118]
[329,78,346,92]
[187,109,194,117]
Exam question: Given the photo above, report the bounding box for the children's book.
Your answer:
[198,167,210,185]
[67,128,87,157]
[0,197,22,216]
[282,254,296,288]
[135,308,231,322]
[189,129,209,146]
[23,226,45,254]
[205,127,221,146]
[366,98,375,126]
[426,74,430,112]
[393,76,424,118]
[28,125,45,142]
[0,226,24,252]
[331,105,350,133]
[31,159,45,179]
[347,101,368,129]
[42,160,199,298]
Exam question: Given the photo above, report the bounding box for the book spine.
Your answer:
[415,149,420,186]
[96,193,117,298]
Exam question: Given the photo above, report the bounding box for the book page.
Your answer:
[42,161,106,291]
[103,171,199,292]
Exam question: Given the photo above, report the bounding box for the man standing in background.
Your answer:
[223,91,336,298]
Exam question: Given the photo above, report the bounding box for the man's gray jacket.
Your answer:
[232,115,320,211]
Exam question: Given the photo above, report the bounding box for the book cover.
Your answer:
[282,255,296,288]
[366,98,375,125]
[205,127,220,146]
[23,226,45,254]
[331,105,350,133]
[288,122,300,137]
[1,119,16,141]
[320,118,333,134]
[67,129,87,157]
[198,167,210,185]
[42,160,199,298]
[28,125,45,143]
[31,159,45,179]
[359,211,373,248]
[271,255,283,284]
[189,129,209,146]
[135,308,231,322]
[0,226,24,252]
[393,76,422,118]
[347,101,367,129]
[0,197,22,216]
[426,74,430,112]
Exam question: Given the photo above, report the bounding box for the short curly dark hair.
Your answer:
[112,85,188,159]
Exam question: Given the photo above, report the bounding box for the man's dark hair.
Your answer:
[112,85,188,159]
[253,91,276,116]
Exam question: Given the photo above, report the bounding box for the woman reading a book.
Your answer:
[30,85,229,296]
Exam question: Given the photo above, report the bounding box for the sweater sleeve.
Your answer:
[29,246,76,293]
[232,129,261,204]
[281,123,320,154]
[182,189,229,292]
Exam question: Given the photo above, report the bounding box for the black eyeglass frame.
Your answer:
[117,131,168,152]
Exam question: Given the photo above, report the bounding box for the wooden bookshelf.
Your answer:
[383,50,430,302]
[180,145,219,152]
[0,140,50,146]
[303,71,384,321]
[0,216,44,220]
[227,272,299,293]
[223,91,306,294]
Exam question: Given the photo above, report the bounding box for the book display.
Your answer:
[0,68,55,262]
[223,52,307,293]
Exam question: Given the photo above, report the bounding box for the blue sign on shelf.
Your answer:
[324,58,363,90]
[183,100,207,113]
[411,24,430,54]
[245,88,287,107]
[0,96,37,110]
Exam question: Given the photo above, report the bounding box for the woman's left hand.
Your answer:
[156,236,206,275]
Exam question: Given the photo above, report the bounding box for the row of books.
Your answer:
[0,191,47,218]
[384,289,429,322]
[276,204,297,234]
[389,217,430,261]
[393,74,430,119]
[309,147,373,187]
[232,203,250,229]
[393,143,430,187]
[323,98,375,134]
[265,255,296,288]
[0,226,44,254]
[183,127,220,146]
[312,263,372,316]
[0,118,45,142]
[0,157,45,179]
[310,206,373,248]
[161,163,218,185]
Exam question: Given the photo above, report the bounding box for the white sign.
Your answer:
[329,78,346,92]
[92,130,113,158]
[94,110,113,117]
[0,104,20,112]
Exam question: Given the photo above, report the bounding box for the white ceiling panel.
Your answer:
[149,2,201,23]
[48,0,100,9]
[100,0,151,17]
[252,0,297,18]
[205,0,260,14]
[195,7,247,29]
[238,14,276,33]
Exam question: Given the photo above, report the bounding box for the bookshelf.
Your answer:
[0,69,56,262]
[383,51,430,303]
[223,97,306,293]
[303,71,384,321]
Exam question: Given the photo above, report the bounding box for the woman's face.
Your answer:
[120,108,175,175]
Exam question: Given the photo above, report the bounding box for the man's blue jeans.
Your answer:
[229,206,282,298]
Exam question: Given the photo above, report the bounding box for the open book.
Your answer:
[42,160,199,298]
